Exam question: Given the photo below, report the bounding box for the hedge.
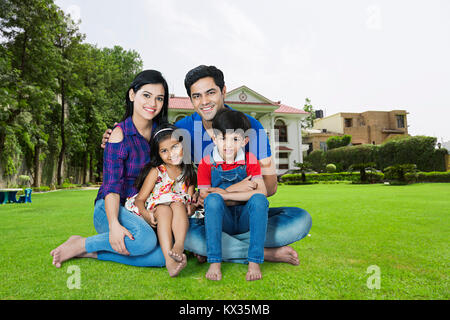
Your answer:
[280,172,384,183]
[405,171,450,183]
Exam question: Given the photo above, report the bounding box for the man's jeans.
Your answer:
[204,193,269,264]
[185,204,312,264]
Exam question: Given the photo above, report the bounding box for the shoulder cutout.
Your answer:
[108,126,124,143]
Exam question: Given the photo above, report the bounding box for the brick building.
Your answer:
[303,110,409,153]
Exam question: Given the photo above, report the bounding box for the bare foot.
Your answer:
[50,235,88,268]
[264,246,299,265]
[168,242,184,263]
[193,253,207,264]
[206,263,222,281]
[166,253,187,277]
[246,262,262,281]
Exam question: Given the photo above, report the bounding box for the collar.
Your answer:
[193,104,234,132]
[212,145,245,164]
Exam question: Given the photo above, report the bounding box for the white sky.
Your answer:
[55,0,450,142]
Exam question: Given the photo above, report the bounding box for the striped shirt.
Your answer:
[95,116,156,205]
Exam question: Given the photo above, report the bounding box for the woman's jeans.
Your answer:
[84,199,165,267]
[204,193,269,264]
[185,205,312,264]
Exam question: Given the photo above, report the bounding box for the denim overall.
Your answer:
[204,154,269,264]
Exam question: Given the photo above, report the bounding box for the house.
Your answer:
[167,85,309,174]
[303,110,409,153]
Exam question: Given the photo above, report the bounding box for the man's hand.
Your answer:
[101,122,118,149]
[109,220,134,255]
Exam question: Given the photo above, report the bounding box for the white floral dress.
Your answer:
[125,165,191,216]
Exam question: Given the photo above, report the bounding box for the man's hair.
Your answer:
[212,108,251,137]
[184,65,225,97]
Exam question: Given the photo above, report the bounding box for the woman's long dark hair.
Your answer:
[122,70,169,123]
[134,123,197,190]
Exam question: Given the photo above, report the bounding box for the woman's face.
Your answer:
[129,83,165,121]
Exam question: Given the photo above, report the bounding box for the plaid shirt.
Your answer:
[95,117,156,205]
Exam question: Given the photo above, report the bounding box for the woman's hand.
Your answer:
[109,220,134,255]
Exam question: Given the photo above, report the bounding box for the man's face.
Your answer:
[189,77,226,122]
[213,131,248,162]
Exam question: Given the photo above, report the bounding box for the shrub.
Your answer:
[383,164,417,184]
[326,164,337,173]
[304,150,326,172]
[405,171,450,183]
[325,144,378,171]
[326,135,352,150]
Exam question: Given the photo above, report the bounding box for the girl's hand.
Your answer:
[109,221,134,255]
[142,208,158,228]
[187,203,197,217]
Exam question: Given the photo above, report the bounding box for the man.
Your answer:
[103,65,312,267]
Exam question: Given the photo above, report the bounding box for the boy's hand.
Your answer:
[225,176,257,192]
[101,122,118,149]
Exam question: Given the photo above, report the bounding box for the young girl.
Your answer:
[125,123,197,277]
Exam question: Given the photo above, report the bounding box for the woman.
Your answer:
[50,70,187,275]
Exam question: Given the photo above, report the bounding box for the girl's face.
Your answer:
[158,137,184,167]
[129,83,165,121]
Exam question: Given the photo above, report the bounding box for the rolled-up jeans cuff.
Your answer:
[207,257,222,263]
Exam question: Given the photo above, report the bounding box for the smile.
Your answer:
[201,105,214,112]
[143,107,156,113]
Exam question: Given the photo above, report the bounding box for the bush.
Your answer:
[405,171,450,183]
[325,144,378,171]
[326,135,352,150]
[383,164,417,184]
[32,186,51,192]
[326,164,337,173]
[304,150,326,172]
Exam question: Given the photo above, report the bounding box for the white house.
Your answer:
[167,85,309,175]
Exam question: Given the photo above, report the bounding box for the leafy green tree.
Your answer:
[326,135,352,150]
[301,97,315,129]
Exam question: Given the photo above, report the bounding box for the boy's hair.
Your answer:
[184,65,225,97]
[212,108,251,137]
[134,123,197,190]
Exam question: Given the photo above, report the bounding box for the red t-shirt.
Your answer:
[197,151,262,189]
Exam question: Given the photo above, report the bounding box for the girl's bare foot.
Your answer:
[168,242,184,263]
[246,262,262,281]
[166,253,187,277]
[50,235,88,268]
[264,246,300,265]
[206,263,222,281]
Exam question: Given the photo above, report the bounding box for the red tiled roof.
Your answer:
[168,96,309,115]
[276,146,294,151]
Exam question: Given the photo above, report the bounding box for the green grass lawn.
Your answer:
[0,184,449,300]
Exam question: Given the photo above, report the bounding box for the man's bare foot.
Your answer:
[50,235,88,268]
[264,246,299,265]
[166,253,187,277]
[246,262,262,281]
[168,242,184,262]
[206,263,222,281]
[193,253,207,264]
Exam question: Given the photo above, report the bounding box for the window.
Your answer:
[278,164,289,169]
[344,118,353,128]
[396,115,405,128]
[274,119,288,142]
[320,142,328,151]
[276,153,289,159]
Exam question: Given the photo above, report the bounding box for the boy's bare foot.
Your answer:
[264,246,299,265]
[246,262,262,281]
[166,253,187,277]
[168,242,184,262]
[193,253,207,264]
[206,263,222,281]
[50,235,89,268]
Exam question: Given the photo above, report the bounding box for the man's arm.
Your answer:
[259,155,278,197]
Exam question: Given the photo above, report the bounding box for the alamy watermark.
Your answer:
[366,265,381,289]
[66,265,81,290]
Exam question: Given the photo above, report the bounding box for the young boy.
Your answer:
[197,108,269,281]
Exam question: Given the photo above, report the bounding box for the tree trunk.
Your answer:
[33,144,41,187]
[57,79,66,186]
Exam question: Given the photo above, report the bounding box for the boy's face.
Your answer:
[213,131,248,162]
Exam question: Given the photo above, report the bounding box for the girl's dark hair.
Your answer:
[134,123,197,190]
[212,108,251,136]
[122,70,169,123]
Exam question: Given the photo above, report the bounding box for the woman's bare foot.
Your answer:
[166,253,187,277]
[264,246,299,265]
[206,263,222,281]
[168,242,184,262]
[50,235,89,268]
[246,262,262,281]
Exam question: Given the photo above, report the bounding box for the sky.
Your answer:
[54,0,450,142]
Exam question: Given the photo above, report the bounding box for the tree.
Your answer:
[326,135,352,150]
[301,97,315,129]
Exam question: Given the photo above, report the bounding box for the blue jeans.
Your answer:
[204,193,269,264]
[185,205,312,264]
[84,199,165,267]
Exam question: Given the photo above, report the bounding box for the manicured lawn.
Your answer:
[0,184,449,300]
